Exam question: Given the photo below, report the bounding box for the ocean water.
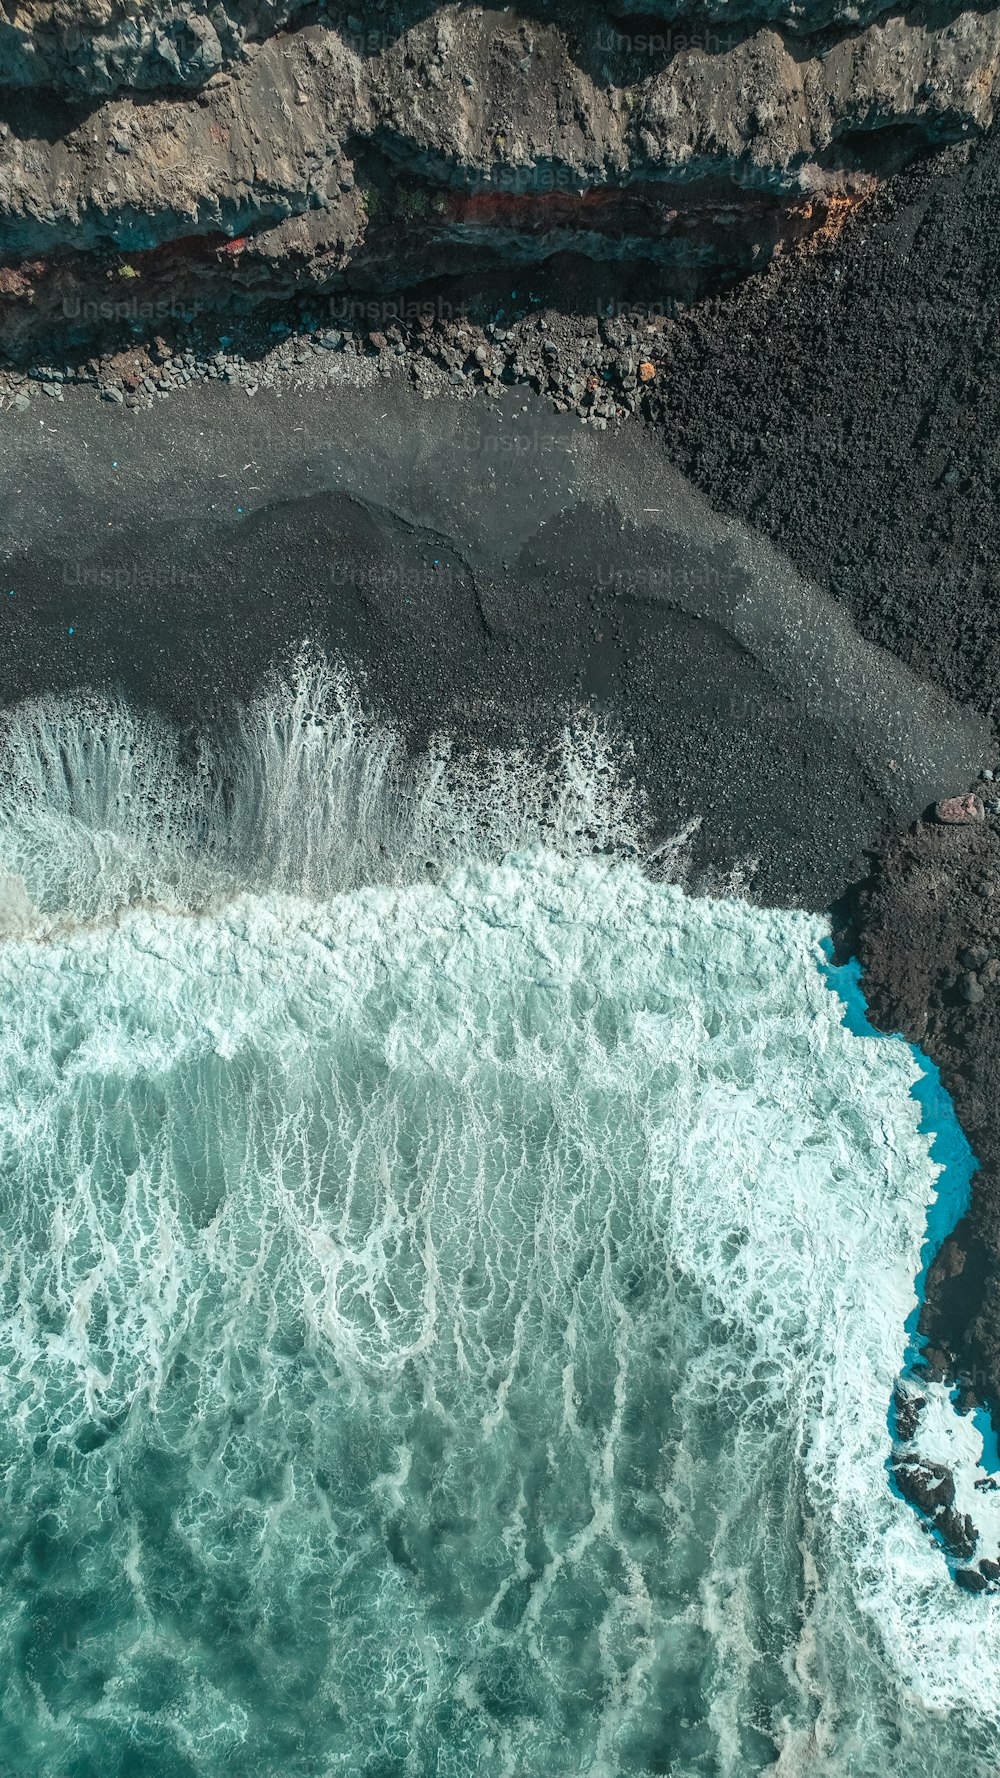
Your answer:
[0,663,999,1778]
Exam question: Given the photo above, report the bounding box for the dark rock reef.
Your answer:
[892,1454,976,1560]
[844,801,1000,1449]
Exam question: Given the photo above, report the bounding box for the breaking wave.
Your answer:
[0,660,997,1777]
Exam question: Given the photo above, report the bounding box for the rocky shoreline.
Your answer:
[842,795,1000,1474]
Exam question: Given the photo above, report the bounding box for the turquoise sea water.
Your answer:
[0,664,998,1777]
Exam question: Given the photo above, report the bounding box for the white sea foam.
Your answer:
[0,662,995,1776]
[0,654,694,933]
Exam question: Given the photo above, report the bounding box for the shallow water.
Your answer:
[0,665,998,1777]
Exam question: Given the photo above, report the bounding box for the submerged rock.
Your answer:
[955,1566,989,1593]
[892,1456,977,1559]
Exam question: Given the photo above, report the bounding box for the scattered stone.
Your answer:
[101,385,125,402]
[979,1557,1000,1582]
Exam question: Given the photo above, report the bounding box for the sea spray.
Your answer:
[0,655,688,929]
[0,662,997,1777]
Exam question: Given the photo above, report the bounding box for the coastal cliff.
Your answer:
[2,3,1000,356]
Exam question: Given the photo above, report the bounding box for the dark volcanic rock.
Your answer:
[893,1384,926,1444]
[844,814,1000,1438]
[656,125,1000,729]
[941,1509,978,1562]
[893,1457,956,1518]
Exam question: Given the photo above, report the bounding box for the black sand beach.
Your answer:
[0,375,989,911]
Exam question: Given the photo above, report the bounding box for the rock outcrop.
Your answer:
[892,1455,977,1559]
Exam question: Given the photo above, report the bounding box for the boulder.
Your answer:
[941,1507,978,1560]
[935,794,985,825]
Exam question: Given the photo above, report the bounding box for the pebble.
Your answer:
[2,305,656,439]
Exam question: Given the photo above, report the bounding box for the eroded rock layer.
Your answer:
[0,0,963,96]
